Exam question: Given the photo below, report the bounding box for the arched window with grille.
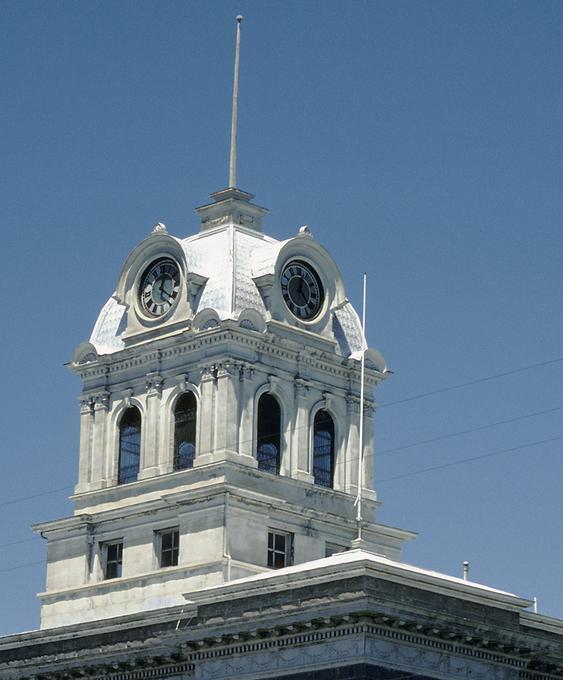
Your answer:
[118,407,141,484]
[257,393,281,474]
[313,410,335,488]
[173,392,197,470]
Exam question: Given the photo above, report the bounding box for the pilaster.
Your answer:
[292,378,314,483]
[75,397,94,493]
[91,391,110,489]
[363,402,376,501]
[197,365,216,461]
[138,372,163,480]
[237,364,255,459]
[344,394,360,495]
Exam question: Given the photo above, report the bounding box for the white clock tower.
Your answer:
[33,19,415,630]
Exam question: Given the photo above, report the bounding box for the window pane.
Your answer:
[313,410,335,488]
[257,394,281,474]
[118,408,141,484]
[162,532,172,551]
[267,531,291,570]
[105,542,123,579]
[160,530,179,568]
[174,393,197,470]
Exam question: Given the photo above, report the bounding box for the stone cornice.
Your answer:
[73,325,383,391]
[68,462,390,535]
[1,595,561,680]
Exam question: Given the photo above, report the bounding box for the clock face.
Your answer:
[280,260,324,320]
[139,258,181,317]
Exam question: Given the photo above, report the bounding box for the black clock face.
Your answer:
[139,258,181,317]
[280,260,324,320]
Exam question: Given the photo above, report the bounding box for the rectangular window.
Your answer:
[159,529,180,568]
[104,541,123,579]
[267,531,293,569]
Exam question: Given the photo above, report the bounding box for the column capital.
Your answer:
[200,364,217,382]
[79,396,95,415]
[145,372,163,396]
[346,393,360,415]
[238,363,254,381]
[93,391,110,411]
[294,377,311,399]
[216,361,237,379]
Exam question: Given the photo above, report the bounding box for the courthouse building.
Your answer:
[0,19,562,680]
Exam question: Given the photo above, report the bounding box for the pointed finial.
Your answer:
[229,15,243,189]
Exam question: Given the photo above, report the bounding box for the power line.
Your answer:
[377,405,563,456]
[0,485,74,509]
[0,537,41,549]
[379,357,563,409]
[1,403,561,509]
[3,436,561,577]
[0,560,45,575]
[377,434,563,484]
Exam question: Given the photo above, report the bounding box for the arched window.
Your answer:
[118,407,141,484]
[174,392,197,470]
[257,393,281,474]
[313,410,335,488]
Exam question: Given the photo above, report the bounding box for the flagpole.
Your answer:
[355,272,367,543]
[229,16,243,188]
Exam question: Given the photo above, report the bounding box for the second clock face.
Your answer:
[139,258,180,317]
[280,260,324,320]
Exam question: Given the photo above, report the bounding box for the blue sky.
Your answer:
[1,1,562,635]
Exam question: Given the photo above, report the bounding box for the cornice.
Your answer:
[2,606,561,679]
[75,325,382,390]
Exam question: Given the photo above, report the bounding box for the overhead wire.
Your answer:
[378,357,563,408]
[377,434,563,484]
[0,560,45,574]
[1,404,561,571]
[1,356,561,573]
[0,402,561,509]
[377,405,563,456]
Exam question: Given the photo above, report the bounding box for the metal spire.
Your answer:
[229,15,243,188]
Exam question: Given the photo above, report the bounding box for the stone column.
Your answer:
[91,391,110,488]
[75,397,94,493]
[344,393,360,495]
[237,364,256,465]
[195,365,217,466]
[363,403,377,501]
[139,372,162,480]
[293,378,313,483]
[214,362,238,457]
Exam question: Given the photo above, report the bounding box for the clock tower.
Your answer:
[33,20,415,630]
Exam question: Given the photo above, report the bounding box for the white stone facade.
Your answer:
[35,189,414,629]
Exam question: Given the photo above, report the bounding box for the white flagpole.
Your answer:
[229,16,243,188]
[355,273,367,542]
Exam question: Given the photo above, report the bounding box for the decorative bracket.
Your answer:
[185,272,209,315]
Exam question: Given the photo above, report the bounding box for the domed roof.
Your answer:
[87,189,384,370]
